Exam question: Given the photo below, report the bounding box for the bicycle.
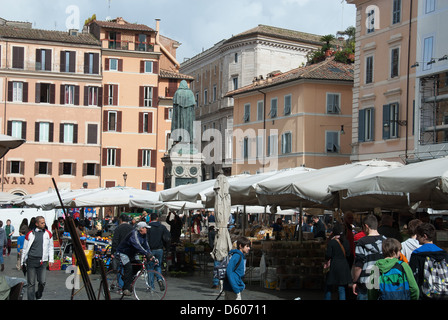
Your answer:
[98,255,167,300]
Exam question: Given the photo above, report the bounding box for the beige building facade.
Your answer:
[229,57,354,174]
[348,0,417,163]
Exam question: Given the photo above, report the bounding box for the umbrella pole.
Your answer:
[299,202,303,244]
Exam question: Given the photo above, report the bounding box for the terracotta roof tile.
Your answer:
[227,57,353,96]
[159,69,194,80]
[89,19,154,32]
[0,25,100,46]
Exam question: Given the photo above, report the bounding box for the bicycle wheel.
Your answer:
[132,269,167,300]
[98,269,124,299]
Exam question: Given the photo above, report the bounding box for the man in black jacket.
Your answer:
[147,213,171,290]
[110,214,133,270]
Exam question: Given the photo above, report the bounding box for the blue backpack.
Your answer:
[378,261,411,300]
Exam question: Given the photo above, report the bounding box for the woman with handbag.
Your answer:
[324,222,353,300]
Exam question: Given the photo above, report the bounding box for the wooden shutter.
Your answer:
[147,112,153,133]
[93,53,99,74]
[35,49,42,70]
[21,121,26,140]
[102,148,107,166]
[23,82,28,102]
[113,85,118,106]
[105,58,110,71]
[152,86,158,107]
[382,104,390,140]
[35,122,40,142]
[69,51,76,72]
[59,123,64,143]
[103,110,108,131]
[7,121,11,136]
[116,149,121,167]
[98,87,103,107]
[35,83,41,103]
[138,113,143,133]
[49,84,55,104]
[49,123,54,142]
[153,61,159,74]
[137,149,142,167]
[73,124,78,143]
[150,149,156,167]
[74,86,80,105]
[118,59,123,72]
[60,85,65,105]
[117,111,122,132]
[60,51,66,72]
[358,109,365,142]
[84,86,89,106]
[84,52,89,73]
[139,86,144,107]
[7,81,13,102]
[45,49,52,71]
[140,60,145,73]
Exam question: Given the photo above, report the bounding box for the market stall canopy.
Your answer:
[0,134,25,159]
[159,174,248,203]
[0,192,22,204]
[328,156,448,211]
[255,160,403,209]
[13,188,90,209]
[204,167,314,207]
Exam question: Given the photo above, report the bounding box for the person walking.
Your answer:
[4,220,14,256]
[147,213,170,291]
[21,216,54,300]
[401,219,422,262]
[110,214,133,270]
[223,236,251,300]
[324,222,352,300]
[409,222,448,299]
[166,211,182,244]
[352,214,386,300]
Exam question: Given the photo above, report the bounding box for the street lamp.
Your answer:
[123,172,127,186]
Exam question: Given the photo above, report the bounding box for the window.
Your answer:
[12,46,24,69]
[392,0,401,24]
[281,132,292,154]
[243,137,249,159]
[257,101,264,121]
[213,86,217,102]
[106,84,118,106]
[36,49,51,71]
[326,131,340,153]
[358,107,375,142]
[143,86,153,107]
[84,52,99,74]
[426,0,436,13]
[270,98,278,118]
[232,77,238,90]
[284,95,291,116]
[109,58,118,71]
[327,93,341,114]
[391,48,400,78]
[36,162,50,175]
[423,36,434,71]
[108,31,119,49]
[10,161,22,174]
[108,111,117,131]
[244,103,250,122]
[84,163,97,176]
[61,162,75,175]
[13,82,23,102]
[234,53,238,63]
[39,122,50,142]
[142,182,156,191]
[107,148,116,166]
[36,83,55,104]
[267,134,278,156]
[87,124,98,144]
[367,8,376,33]
[366,56,374,84]
[63,123,75,143]
[144,61,153,73]
[256,135,264,159]
[7,120,26,139]
[383,103,399,139]
[88,87,99,106]
[141,149,152,167]
[64,85,76,105]
[139,112,153,133]
[137,34,148,51]
[204,89,208,105]
[60,51,75,73]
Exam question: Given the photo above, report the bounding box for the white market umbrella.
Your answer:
[204,167,314,207]
[0,134,25,159]
[13,188,77,209]
[211,174,233,262]
[255,160,403,209]
[0,192,22,204]
[329,157,448,211]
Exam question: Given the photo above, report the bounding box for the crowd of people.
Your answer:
[323,212,448,300]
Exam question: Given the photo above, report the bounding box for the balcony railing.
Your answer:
[104,40,154,52]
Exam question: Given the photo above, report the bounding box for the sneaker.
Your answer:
[158,279,165,291]
[1,264,4,272]
[122,289,132,296]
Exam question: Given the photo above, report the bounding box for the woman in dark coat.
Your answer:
[324,222,352,300]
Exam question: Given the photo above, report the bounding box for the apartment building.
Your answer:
[347,0,417,163]
[0,22,102,195]
[86,17,192,191]
[228,57,354,174]
[180,25,324,178]
[413,0,448,160]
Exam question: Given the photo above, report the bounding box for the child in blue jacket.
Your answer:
[223,236,251,300]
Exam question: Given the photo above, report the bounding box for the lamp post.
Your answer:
[123,172,127,187]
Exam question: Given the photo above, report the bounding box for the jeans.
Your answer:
[324,285,346,300]
[26,258,47,300]
[148,249,163,284]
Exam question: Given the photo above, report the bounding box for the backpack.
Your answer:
[378,261,411,300]
[213,252,242,281]
[421,256,448,299]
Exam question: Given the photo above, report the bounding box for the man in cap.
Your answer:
[116,221,155,296]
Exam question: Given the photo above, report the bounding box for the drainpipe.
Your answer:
[155,19,180,69]
[404,0,413,162]
[257,89,266,172]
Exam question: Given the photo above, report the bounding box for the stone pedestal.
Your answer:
[162,141,203,189]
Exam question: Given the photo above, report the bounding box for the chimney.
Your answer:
[155,18,160,44]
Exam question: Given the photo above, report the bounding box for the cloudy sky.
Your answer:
[0,0,356,62]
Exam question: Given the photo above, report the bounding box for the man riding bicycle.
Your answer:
[115,221,156,296]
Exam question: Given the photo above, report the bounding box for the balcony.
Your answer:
[104,39,154,52]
